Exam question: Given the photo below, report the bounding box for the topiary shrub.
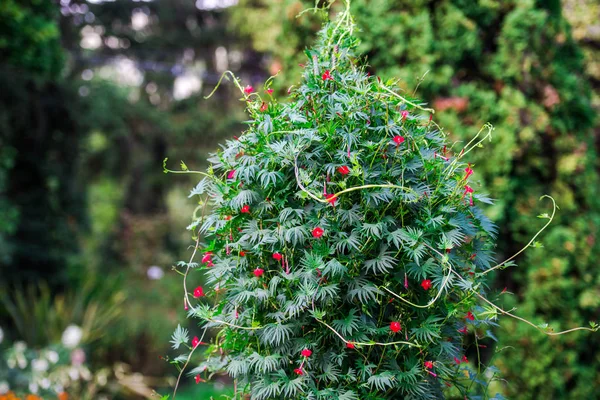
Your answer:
[166,4,596,399]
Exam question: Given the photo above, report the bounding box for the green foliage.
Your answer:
[229,1,600,397]
[171,8,511,399]
[0,0,64,80]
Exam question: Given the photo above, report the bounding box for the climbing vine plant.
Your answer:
[165,3,597,399]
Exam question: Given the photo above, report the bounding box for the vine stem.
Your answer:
[480,195,557,276]
[294,152,416,203]
[378,83,435,114]
[172,327,208,400]
[315,318,421,348]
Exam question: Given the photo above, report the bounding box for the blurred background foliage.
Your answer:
[0,0,598,398]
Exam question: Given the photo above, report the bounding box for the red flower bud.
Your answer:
[337,165,350,175]
[346,342,355,349]
[243,85,254,95]
[325,193,337,205]
[420,279,432,290]
[266,88,273,95]
[201,252,213,264]
[301,348,312,357]
[393,135,405,146]
[227,170,236,179]
[401,110,409,121]
[193,286,204,298]
[322,70,333,81]
[294,368,303,375]
[192,336,200,348]
[273,252,283,261]
[195,374,201,384]
[390,321,402,333]
[253,268,264,278]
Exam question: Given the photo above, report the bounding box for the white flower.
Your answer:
[68,367,79,381]
[47,350,59,364]
[147,265,164,280]
[61,325,83,349]
[32,358,49,372]
[17,356,27,369]
[0,381,9,395]
[28,382,38,394]
[14,341,27,352]
[40,379,51,389]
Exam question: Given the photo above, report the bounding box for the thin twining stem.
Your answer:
[418,231,597,336]
[472,287,598,336]
[204,70,245,100]
[480,195,556,276]
[316,318,421,348]
[381,266,451,309]
[378,83,435,114]
[379,242,453,309]
[205,318,263,331]
[172,325,208,400]
[163,157,214,179]
[293,153,416,203]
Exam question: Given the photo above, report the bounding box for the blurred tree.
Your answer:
[228,0,600,398]
[0,0,84,286]
[53,0,257,374]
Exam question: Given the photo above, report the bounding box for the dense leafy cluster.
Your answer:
[173,10,506,399]
[229,1,600,397]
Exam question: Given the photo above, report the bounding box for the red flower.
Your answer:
[421,279,432,290]
[390,321,402,333]
[193,286,204,298]
[464,164,474,180]
[346,342,355,349]
[240,205,250,213]
[458,326,468,334]
[322,70,333,81]
[195,374,201,384]
[424,361,434,369]
[461,355,468,363]
[466,311,475,321]
[192,336,200,348]
[393,135,405,146]
[260,102,268,112]
[294,368,303,375]
[240,251,246,257]
[266,88,274,95]
[325,193,337,205]
[301,348,312,357]
[312,227,324,238]
[227,170,236,179]
[253,268,264,278]
[201,252,213,264]
[401,110,409,121]
[454,357,461,365]
[273,252,283,261]
[337,165,350,175]
[244,85,254,94]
